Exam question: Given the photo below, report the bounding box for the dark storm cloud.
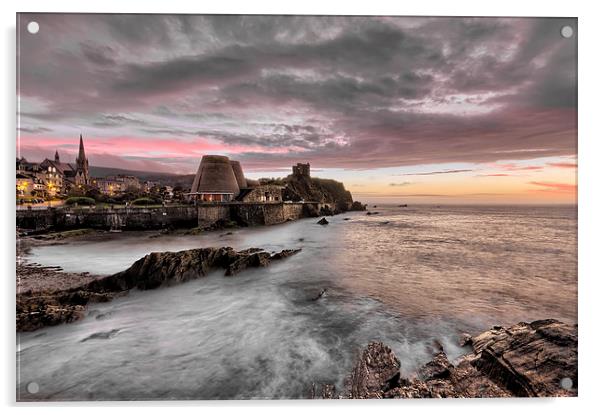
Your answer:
[219,71,435,114]
[17,14,577,171]
[80,42,117,66]
[113,51,257,94]
[141,128,195,136]
[92,114,148,127]
[18,126,53,134]
[110,22,436,99]
[101,14,176,47]
[20,112,66,121]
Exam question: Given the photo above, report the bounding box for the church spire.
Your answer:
[75,133,90,186]
[54,150,60,163]
[77,134,86,163]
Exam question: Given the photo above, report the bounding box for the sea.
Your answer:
[16,204,578,400]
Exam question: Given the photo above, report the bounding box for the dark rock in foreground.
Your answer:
[417,352,454,381]
[317,217,329,225]
[470,319,577,397]
[348,342,401,398]
[318,319,576,399]
[16,246,301,332]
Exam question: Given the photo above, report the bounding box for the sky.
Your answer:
[17,14,577,204]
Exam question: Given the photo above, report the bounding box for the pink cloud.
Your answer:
[529,181,577,193]
[547,162,578,169]
[17,134,302,173]
[497,163,544,171]
[19,135,244,157]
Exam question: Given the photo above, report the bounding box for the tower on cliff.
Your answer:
[75,134,90,186]
[292,163,310,178]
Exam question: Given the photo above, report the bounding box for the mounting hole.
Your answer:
[560,25,574,39]
[26,381,39,394]
[27,21,40,34]
[560,377,573,390]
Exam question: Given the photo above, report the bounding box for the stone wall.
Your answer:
[16,209,55,231]
[262,204,287,225]
[17,206,198,232]
[197,204,231,225]
[17,202,315,233]
[229,203,260,226]
[283,203,304,221]
[211,202,308,227]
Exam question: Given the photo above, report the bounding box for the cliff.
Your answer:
[281,174,357,212]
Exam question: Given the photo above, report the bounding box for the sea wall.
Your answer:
[199,202,309,227]
[17,206,198,232]
[197,204,230,225]
[17,202,317,232]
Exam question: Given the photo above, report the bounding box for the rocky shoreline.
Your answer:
[16,245,301,332]
[311,319,577,399]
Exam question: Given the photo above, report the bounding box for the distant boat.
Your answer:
[398,204,408,208]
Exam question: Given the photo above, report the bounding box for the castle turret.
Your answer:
[292,163,310,177]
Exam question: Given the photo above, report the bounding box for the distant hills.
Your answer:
[89,166,195,187]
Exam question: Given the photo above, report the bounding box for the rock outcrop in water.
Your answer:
[318,319,576,399]
[16,246,301,332]
[350,201,367,211]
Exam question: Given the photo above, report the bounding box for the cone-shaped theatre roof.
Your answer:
[230,160,247,189]
[191,155,240,195]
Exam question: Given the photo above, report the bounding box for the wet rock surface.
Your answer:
[348,342,401,398]
[17,261,98,294]
[17,246,301,332]
[417,352,454,381]
[471,319,577,397]
[318,319,576,399]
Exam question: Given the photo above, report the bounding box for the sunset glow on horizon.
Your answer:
[17,15,577,204]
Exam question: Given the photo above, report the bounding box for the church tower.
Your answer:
[75,134,90,186]
[54,150,60,163]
